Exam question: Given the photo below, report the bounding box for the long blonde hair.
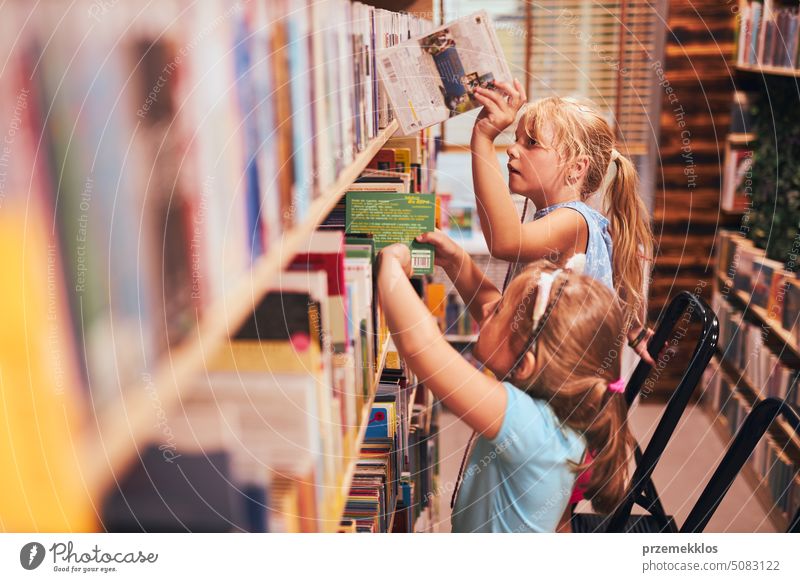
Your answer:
[505,261,634,514]
[520,96,653,332]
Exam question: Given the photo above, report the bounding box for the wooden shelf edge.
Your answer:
[736,63,800,78]
[712,354,800,458]
[387,496,400,533]
[704,401,789,532]
[324,335,392,532]
[79,120,400,501]
[727,132,756,144]
[715,275,800,367]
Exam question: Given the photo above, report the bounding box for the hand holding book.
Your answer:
[415,230,467,272]
[472,79,528,142]
[379,243,413,279]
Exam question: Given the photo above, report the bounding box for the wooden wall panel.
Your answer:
[646,1,739,397]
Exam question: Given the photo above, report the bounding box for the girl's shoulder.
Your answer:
[499,382,585,454]
[535,200,609,230]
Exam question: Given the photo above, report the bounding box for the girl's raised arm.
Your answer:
[415,230,500,325]
[471,79,528,259]
[377,244,507,439]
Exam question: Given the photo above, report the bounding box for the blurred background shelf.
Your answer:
[79,121,400,501]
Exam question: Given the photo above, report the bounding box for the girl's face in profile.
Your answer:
[506,120,566,206]
[473,279,531,379]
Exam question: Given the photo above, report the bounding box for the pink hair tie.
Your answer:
[608,378,625,394]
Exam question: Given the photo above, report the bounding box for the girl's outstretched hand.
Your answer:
[416,230,465,272]
[472,78,527,142]
[630,327,656,366]
[379,243,413,278]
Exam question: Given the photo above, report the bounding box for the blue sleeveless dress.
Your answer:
[533,200,614,290]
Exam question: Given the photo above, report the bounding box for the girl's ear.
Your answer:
[572,155,590,180]
[510,351,536,383]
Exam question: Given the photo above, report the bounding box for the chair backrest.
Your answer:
[605,291,720,531]
[680,397,800,533]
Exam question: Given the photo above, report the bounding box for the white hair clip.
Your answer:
[531,268,562,330]
[565,253,586,275]
[531,255,585,331]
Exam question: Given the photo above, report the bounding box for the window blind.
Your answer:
[442,0,664,158]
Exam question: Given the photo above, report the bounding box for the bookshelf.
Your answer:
[705,358,794,531]
[717,275,800,368]
[710,254,800,528]
[79,120,400,502]
[713,354,800,454]
[735,0,800,74]
[327,335,392,532]
[712,271,800,454]
[711,0,800,507]
[1,0,446,533]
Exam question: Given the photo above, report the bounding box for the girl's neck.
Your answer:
[534,189,582,210]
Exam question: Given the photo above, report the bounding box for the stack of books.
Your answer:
[340,375,440,533]
[704,370,800,523]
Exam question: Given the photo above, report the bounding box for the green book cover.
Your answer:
[345,192,435,275]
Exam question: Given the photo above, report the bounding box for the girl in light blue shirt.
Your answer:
[377,248,635,532]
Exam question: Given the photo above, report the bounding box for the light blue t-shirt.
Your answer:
[450,382,586,533]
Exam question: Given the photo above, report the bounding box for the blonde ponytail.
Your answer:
[521,97,654,332]
[605,153,653,332]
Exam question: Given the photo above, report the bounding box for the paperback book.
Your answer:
[376,11,512,135]
[345,191,436,275]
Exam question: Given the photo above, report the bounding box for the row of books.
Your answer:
[97,105,445,530]
[102,225,387,531]
[713,291,800,407]
[1,0,434,407]
[721,138,753,213]
[704,370,800,524]
[736,0,800,69]
[340,377,439,532]
[716,231,800,345]
[425,285,479,338]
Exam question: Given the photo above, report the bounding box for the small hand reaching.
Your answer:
[629,327,656,366]
[415,230,466,272]
[379,243,413,279]
[472,78,528,142]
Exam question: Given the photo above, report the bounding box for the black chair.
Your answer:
[681,397,800,533]
[572,291,720,532]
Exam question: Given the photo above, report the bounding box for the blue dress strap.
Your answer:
[533,201,614,290]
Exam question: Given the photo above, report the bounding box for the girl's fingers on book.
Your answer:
[417,230,447,246]
[495,80,519,104]
[513,78,527,102]
[475,85,507,109]
[473,90,497,112]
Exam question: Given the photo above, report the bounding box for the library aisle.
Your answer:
[3,0,800,541]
